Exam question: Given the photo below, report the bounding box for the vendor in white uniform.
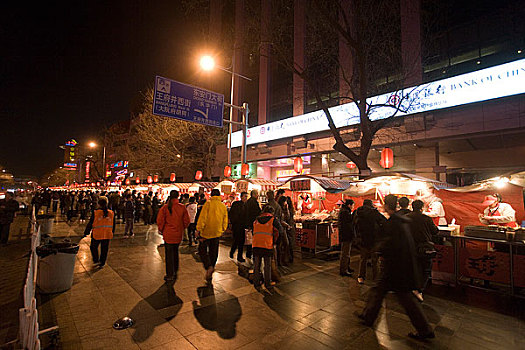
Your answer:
[478,193,518,228]
[416,190,447,226]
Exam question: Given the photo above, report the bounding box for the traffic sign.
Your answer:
[153,76,224,128]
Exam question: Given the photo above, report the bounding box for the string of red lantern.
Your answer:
[241,164,250,176]
[195,170,203,181]
[224,165,232,178]
[294,157,303,174]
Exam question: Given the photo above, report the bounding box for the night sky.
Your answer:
[1,0,204,178]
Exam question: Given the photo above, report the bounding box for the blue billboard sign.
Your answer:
[153,76,224,128]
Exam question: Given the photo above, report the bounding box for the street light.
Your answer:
[88,141,106,181]
[199,54,251,170]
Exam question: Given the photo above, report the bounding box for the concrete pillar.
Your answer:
[233,0,245,130]
[293,0,306,116]
[258,0,271,125]
[400,0,422,86]
[339,0,354,104]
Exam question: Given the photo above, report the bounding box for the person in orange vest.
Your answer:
[157,190,190,282]
[84,196,115,268]
[478,193,518,228]
[252,205,282,291]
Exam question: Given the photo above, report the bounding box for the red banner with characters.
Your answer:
[296,227,316,249]
[459,247,510,284]
[432,244,454,273]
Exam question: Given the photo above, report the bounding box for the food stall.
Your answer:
[280,175,351,255]
[234,178,283,203]
[433,175,525,296]
[188,182,219,197]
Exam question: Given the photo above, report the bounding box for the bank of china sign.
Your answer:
[231,58,525,148]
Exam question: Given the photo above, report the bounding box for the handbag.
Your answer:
[417,241,437,258]
[245,229,253,245]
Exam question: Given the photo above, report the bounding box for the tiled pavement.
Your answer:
[3,214,525,349]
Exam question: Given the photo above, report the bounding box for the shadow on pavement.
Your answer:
[128,283,183,342]
[192,284,242,339]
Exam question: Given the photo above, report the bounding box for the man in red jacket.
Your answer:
[157,190,190,282]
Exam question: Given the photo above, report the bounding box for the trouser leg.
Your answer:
[245,245,252,259]
[165,243,175,277]
[99,239,110,265]
[359,247,371,278]
[271,246,280,281]
[396,292,433,335]
[90,238,101,263]
[263,255,272,287]
[419,257,433,292]
[0,224,10,244]
[253,255,262,285]
[199,239,211,270]
[362,280,388,325]
[340,241,352,274]
[208,238,219,268]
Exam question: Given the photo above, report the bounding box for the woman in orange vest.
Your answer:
[252,205,282,291]
[84,196,115,268]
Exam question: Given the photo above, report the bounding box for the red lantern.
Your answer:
[224,165,232,178]
[91,182,96,187]
[117,180,122,186]
[125,178,130,185]
[170,172,176,182]
[147,175,153,184]
[96,182,100,187]
[195,170,203,181]
[380,148,394,169]
[136,176,140,184]
[153,175,159,183]
[346,161,356,169]
[241,163,250,176]
[107,180,111,186]
[294,157,303,174]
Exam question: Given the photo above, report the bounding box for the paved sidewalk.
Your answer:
[31,219,524,350]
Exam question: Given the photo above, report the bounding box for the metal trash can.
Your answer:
[36,214,55,235]
[36,243,79,293]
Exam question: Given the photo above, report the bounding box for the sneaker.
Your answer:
[130,234,135,238]
[357,277,365,284]
[340,271,352,277]
[412,290,424,302]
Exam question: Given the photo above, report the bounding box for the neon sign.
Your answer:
[231,58,525,147]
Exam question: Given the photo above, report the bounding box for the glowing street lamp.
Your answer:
[199,55,216,71]
[88,141,106,180]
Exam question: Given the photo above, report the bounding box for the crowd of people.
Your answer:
[337,195,438,340]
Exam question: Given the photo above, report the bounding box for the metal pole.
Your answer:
[227,54,236,167]
[241,102,249,165]
[102,146,106,181]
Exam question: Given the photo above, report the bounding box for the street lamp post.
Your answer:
[89,142,106,181]
[200,55,251,171]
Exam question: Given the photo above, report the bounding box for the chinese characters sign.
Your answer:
[290,180,311,191]
[153,76,224,128]
[459,248,510,284]
[64,139,77,170]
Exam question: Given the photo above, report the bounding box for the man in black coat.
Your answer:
[353,199,386,283]
[229,192,249,262]
[358,195,434,341]
[338,199,355,276]
[245,190,262,260]
[0,192,19,244]
[406,199,439,302]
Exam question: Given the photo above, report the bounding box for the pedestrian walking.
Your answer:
[186,196,198,246]
[353,199,386,284]
[0,192,19,245]
[157,190,190,282]
[123,194,135,237]
[152,192,161,223]
[252,205,282,291]
[229,191,249,262]
[84,197,115,267]
[51,191,60,214]
[338,199,355,276]
[277,196,292,265]
[143,192,153,225]
[357,194,435,341]
[406,199,439,302]
[196,189,228,283]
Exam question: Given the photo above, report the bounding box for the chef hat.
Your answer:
[482,195,498,206]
